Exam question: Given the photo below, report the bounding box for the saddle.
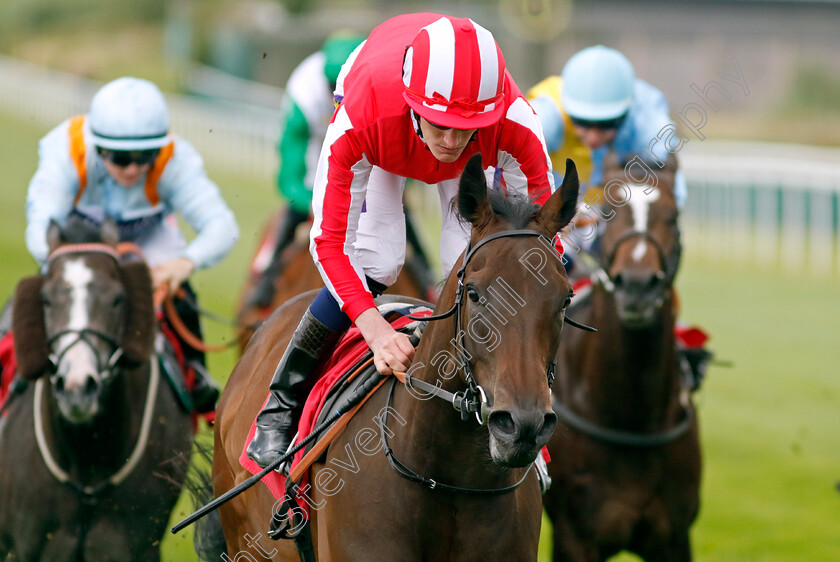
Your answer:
[237,302,431,554]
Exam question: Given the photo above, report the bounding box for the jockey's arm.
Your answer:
[495,98,556,205]
[160,139,239,272]
[309,122,414,375]
[618,80,688,207]
[277,99,314,216]
[494,99,562,255]
[25,121,83,266]
[528,94,565,154]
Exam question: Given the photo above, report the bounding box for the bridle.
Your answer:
[593,227,680,294]
[558,213,693,447]
[378,229,577,495]
[405,228,568,424]
[34,243,158,500]
[46,328,125,386]
[44,244,127,386]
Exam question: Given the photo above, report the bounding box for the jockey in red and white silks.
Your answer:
[309,12,555,323]
[246,12,559,468]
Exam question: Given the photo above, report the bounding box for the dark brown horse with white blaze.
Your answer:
[544,155,701,561]
[213,154,580,561]
[0,218,193,561]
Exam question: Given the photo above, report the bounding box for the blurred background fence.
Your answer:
[2,54,838,278]
[0,55,281,179]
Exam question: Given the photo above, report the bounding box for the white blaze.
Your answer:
[59,259,97,390]
[628,184,660,263]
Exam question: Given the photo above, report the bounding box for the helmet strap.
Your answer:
[410,110,425,141]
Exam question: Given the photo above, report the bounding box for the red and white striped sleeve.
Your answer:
[496,96,556,205]
[496,95,566,255]
[308,105,377,321]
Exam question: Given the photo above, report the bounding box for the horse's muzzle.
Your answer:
[612,270,667,328]
[488,408,557,467]
[53,372,102,424]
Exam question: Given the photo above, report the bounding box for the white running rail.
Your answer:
[1,55,838,276]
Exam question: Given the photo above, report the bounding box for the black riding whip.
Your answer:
[171,356,387,534]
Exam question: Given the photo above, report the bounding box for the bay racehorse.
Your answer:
[212,154,580,560]
[0,217,194,561]
[235,211,434,353]
[544,154,701,561]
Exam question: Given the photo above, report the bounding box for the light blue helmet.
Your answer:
[88,77,171,151]
[561,45,635,121]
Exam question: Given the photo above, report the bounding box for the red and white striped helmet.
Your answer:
[402,16,506,130]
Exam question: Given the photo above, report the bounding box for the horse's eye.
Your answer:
[562,295,573,309]
[467,288,480,303]
[113,294,125,307]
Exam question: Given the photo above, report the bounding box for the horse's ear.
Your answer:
[458,153,492,227]
[119,261,155,366]
[535,158,580,234]
[12,275,52,381]
[101,218,120,248]
[47,220,64,254]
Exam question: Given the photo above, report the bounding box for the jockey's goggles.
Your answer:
[569,112,628,131]
[96,147,160,167]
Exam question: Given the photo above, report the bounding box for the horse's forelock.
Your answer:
[12,275,52,381]
[487,189,540,230]
[119,261,155,366]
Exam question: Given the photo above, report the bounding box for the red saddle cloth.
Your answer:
[675,324,709,349]
[239,314,420,518]
[0,331,17,414]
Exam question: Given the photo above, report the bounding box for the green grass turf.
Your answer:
[2,109,839,561]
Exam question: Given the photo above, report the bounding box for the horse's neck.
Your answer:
[45,363,149,484]
[571,287,680,430]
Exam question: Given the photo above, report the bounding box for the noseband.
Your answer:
[46,328,124,385]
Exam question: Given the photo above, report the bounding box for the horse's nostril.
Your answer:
[488,411,516,436]
[648,274,663,289]
[54,376,65,393]
[84,376,99,395]
[540,412,558,439]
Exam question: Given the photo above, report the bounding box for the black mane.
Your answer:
[454,187,541,230]
[487,188,541,229]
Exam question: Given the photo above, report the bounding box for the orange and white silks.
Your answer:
[67,115,174,206]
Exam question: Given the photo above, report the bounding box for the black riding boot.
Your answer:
[246,308,344,468]
[249,207,309,308]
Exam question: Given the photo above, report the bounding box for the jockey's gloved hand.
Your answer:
[355,308,415,375]
[152,257,195,298]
